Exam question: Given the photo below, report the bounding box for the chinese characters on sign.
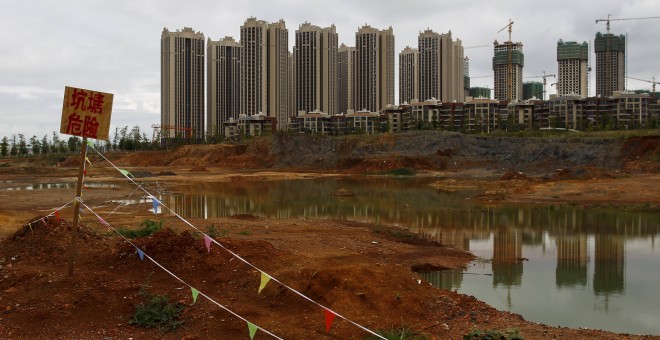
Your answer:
[60,86,114,140]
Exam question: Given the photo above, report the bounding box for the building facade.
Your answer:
[523,81,543,100]
[493,40,524,102]
[207,36,241,138]
[293,23,338,115]
[557,40,589,97]
[355,25,395,112]
[240,18,289,130]
[418,29,464,103]
[161,27,205,139]
[399,46,419,104]
[337,44,356,114]
[595,32,625,97]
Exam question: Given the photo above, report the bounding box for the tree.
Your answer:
[29,135,40,156]
[41,135,50,155]
[67,136,80,152]
[9,136,17,157]
[0,137,8,158]
[18,134,28,157]
[51,132,61,154]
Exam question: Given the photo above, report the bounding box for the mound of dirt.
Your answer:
[500,171,529,180]
[188,166,209,172]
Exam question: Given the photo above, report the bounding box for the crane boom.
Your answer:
[595,15,660,33]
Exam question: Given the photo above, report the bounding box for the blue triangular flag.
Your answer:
[152,197,160,214]
[137,248,145,261]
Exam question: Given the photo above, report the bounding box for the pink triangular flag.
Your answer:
[97,216,109,227]
[204,234,212,253]
[324,309,336,333]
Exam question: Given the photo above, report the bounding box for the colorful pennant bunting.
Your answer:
[247,321,258,339]
[137,248,145,261]
[324,309,337,333]
[85,139,95,149]
[119,169,133,178]
[85,157,91,166]
[204,234,212,253]
[97,216,109,227]
[54,210,60,220]
[191,287,199,304]
[258,272,271,294]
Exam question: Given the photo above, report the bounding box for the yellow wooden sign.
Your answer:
[60,86,114,140]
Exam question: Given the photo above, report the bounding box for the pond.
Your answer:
[158,177,659,335]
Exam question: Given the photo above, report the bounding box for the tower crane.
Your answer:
[595,14,660,33]
[464,45,489,49]
[626,76,659,98]
[497,19,514,101]
[524,72,556,100]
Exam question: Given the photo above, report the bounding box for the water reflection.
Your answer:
[164,177,660,335]
[0,182,118,191]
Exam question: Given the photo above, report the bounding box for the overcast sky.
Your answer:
[1,0,659,139]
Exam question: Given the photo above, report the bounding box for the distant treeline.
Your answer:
[0,125,160,158]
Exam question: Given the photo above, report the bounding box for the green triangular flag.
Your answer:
[119,169,134,178]
[85,139,95,149]
[258,272,271,294]
[191,287,199,304]
[247,321,258,339]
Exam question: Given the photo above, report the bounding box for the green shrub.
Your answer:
[464,328,524,340]
[365,325,428,340]
[116,219,163,238]
[130,293,184,332]
[387,168,416,176]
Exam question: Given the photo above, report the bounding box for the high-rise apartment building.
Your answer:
[557,40,589,97]
[207,36,241,137]
[522,81,543,100]
[355,25,395,112]
[399,46,418,104]
[293,23,338,115]
[337,44,356,114]
[418,29,465,102]
[493,40,524,101]
[240,18,290,130]
[595,32,625,97]
[161,27,205,139]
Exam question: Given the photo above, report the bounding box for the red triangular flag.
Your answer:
[324,309,336,333]
[204,234,212,253]
[54,211,60,220]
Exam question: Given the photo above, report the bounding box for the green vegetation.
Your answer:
[386,168,416,176]
[116,219,163,238]
[237,230,252,236]
[365,325,428,340]
[464,328,524,340]
[130,291,184,332]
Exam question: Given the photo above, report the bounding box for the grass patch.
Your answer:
[0,163,10,167]
[387,168,416,176]
[464,328,524,340]
[130,291,184,332]
[237,230,252,236]
[365,325,428,340]
[116,219,163,238]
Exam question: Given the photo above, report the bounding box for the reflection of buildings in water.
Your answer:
[593,234,625,295]
[492,230,523,287]
[417,228,472,251]
[418,269,463,291]
[522,230,543,246]
[554,234,588,288]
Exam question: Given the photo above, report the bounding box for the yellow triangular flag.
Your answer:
[85,156,91,166]
[258,272,271,294]
[247,321,258,339]
[191,287,199,304]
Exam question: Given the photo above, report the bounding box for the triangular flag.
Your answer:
[85,157,91,166]
[54,210,60,220]
[85,139,95,149]
[191,287,199,304]
[258,272,271,294]
[137,248,144,261]
[151,197,160,214]
[324,309,337,333]
[97,216,109,227]
[204,234,212,253]
[247,321,258,339]
[119,169,134,178]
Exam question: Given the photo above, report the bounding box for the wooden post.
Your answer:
[67,137,87,277]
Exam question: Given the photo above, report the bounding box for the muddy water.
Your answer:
[164,177,660,335]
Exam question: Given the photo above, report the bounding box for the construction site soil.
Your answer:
[0,131,658,339]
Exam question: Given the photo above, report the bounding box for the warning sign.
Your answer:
[60,86,114,140]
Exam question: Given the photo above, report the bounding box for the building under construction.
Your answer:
[557,40,589,97]
[594,32,625,97]
[493,41,524,101]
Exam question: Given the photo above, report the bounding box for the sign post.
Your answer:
[60,86,113,276]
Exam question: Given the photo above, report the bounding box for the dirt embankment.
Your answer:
[103,131,659,177]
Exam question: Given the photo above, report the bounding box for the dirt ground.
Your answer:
[0,132,658,339]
